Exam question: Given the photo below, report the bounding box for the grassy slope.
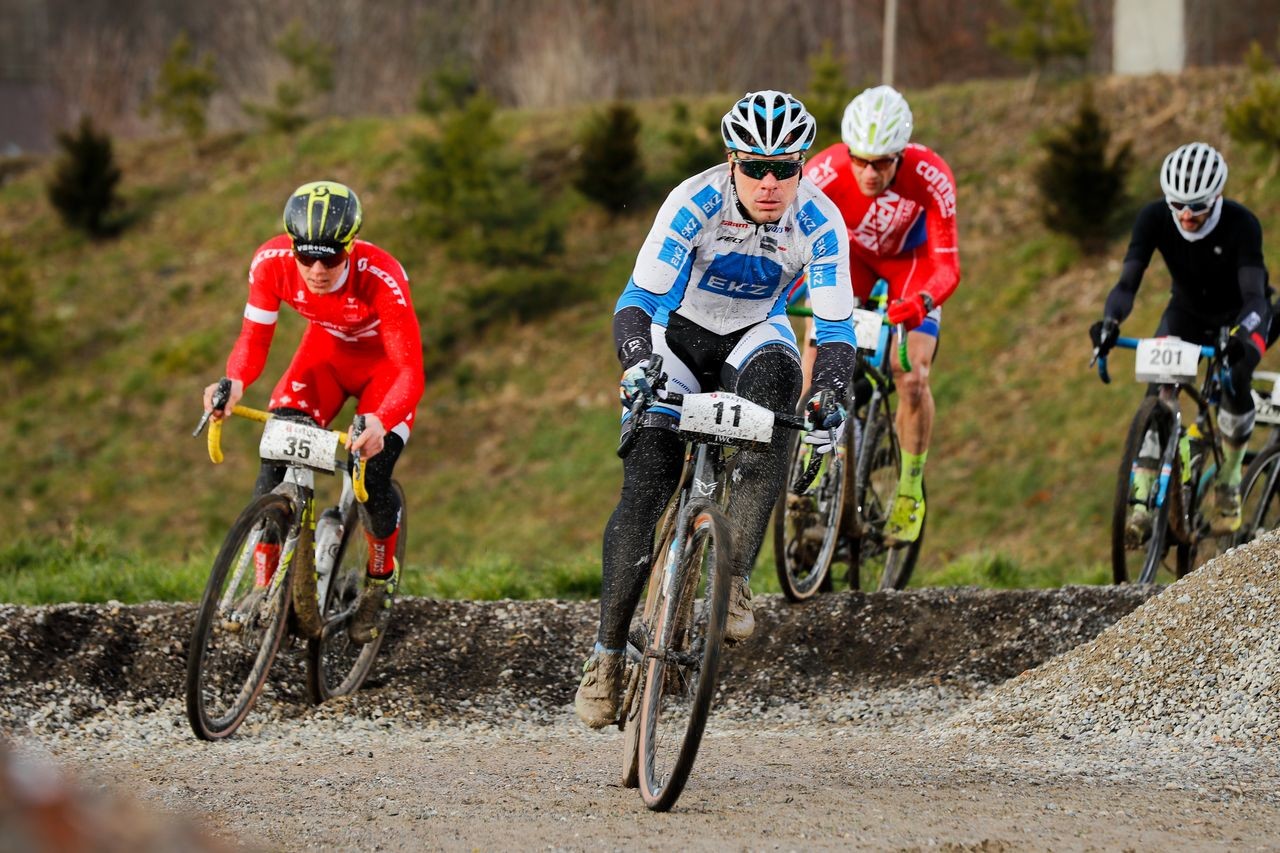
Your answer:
[4,69,1279,603]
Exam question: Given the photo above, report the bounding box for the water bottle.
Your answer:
[314,507,344,606]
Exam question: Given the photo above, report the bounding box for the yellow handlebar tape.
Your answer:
[207,419,224,464]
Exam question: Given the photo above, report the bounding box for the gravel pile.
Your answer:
[944,533,1280,748]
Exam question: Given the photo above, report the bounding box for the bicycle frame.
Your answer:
[1102,335,1224,545]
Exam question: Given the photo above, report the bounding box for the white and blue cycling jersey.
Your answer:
[616,162,857,352]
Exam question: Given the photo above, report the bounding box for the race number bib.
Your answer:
[850,308,884,353]
[1134,337,1200,385]
[678,392,775,445]
[259,418,340,472]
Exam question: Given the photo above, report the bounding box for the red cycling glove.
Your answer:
[886,293,930,330]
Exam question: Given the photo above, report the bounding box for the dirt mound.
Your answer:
[947,534,1280,746]
[0,586,1154,733]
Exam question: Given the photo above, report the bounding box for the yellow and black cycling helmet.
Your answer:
[283,180,363,258]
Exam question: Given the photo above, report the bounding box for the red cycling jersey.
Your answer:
[804,142,960,308]
[226,235,424,434]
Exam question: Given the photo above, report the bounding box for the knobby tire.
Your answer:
[186,492,295,740]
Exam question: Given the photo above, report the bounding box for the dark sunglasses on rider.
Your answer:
[850,153,899,172]
[293,245,348,269]
[733,156,804,181]
[1166,197,1215,214]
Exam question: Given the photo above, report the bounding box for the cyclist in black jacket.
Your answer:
[1090,142,1272,536]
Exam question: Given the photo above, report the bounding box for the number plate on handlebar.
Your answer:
[1134,337,1200,385]
[678,392,775,445]
[259,418,340,472]
[851,308,884,353]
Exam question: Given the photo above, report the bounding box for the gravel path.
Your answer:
[4,545,1280,850]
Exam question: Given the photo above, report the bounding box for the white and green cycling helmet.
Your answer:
[720,90,817,156]
[841,85,913,158]
[1160,142,1227,206]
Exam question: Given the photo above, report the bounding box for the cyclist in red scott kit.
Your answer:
[202,181,424,644]
[801,85,960,545]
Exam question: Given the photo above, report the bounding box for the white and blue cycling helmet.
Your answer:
[720,90,817,156]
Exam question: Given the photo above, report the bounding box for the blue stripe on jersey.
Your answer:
[670,206,702,241]
[657,237,690,270]
[901,211,927,251]
[691,185,723,218]
[812,229,839,259]
[615,276,664,316]
[796,200,828,236]
[814,315,857,347]
[807,262,839,289]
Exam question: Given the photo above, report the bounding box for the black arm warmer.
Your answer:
[811,341,857,398]
[1102,259,1145,323]
[612,306,653,369]
[1236,265,1271,336]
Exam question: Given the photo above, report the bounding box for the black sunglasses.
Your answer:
[851,153,899,172]
[1167,198,1214,214]
[293,246,348,269]
[733,156,804,181]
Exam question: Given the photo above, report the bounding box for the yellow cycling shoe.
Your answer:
[884,492,925,546]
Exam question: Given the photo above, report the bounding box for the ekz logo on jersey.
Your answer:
[697,275,773,298]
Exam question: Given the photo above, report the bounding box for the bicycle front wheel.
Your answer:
[1112,396,1176,584]
[186,493,294,740]
[307,480,407,703]
[772,418,843,601]
[851,407,923,590]
[637,499,734,812]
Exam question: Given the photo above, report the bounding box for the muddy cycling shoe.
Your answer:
[574,649,623,729]
[1125,504,1154,548]
[725,577,755,644]
[1209,483,1242,535]
[349,559,399,645]
[884,492,925,546]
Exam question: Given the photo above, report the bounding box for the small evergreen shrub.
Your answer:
[143,32,220,144]
[1224,41,1280,157]
[803,42,855,152]
[575,102,644,214]
[662,101,725,179]
[242,21,333,133]
[404,93,564,266]
[47,116,122,237]
[416,64,478,114]
[1034,91,1131,252]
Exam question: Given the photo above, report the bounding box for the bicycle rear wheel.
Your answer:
[307,481,407,703]
[772,420,843,601]
[637,499,733,812]
[1236,443,1280,545]
[186,493,294,740]
[1112,396,1176,584]
[851,407,923,590]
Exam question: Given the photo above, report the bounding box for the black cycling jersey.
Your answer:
[1104,199,1271,336]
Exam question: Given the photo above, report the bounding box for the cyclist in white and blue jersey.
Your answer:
[575,91,859,728]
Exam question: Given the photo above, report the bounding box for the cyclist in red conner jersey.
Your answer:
[801,85,960,546]
[201,180,424,644]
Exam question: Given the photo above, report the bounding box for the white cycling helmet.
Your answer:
[841,85,913,157]
[720,90,817,156]
[1160,142,1227,205]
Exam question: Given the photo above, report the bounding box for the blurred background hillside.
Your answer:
[3,2,1280,602]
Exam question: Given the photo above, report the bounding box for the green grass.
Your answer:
[5,68,1280,602]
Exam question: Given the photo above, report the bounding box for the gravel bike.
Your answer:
[1235,369,1280,545]
[185,379,406,740]
[773,280,925,599]
[613,357,820,811]
[1095,332,1234,584]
